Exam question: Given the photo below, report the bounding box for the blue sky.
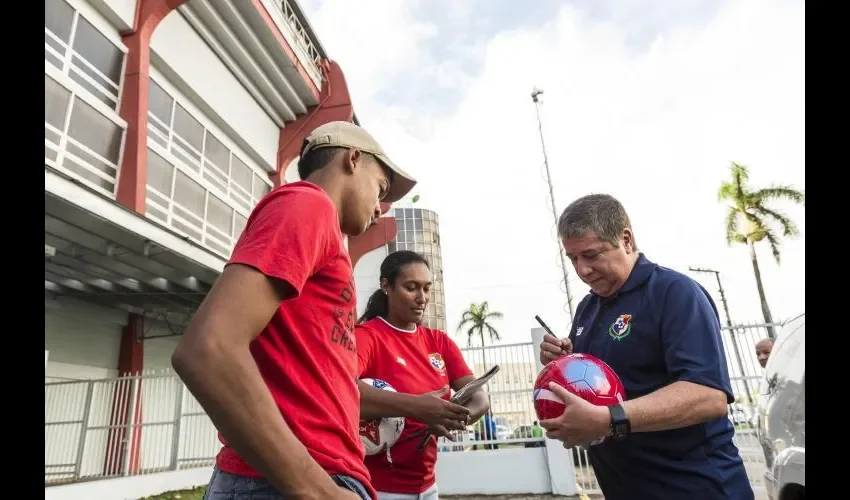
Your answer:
[299,0,806,345]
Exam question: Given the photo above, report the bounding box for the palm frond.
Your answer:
[724,208,741,245]
[457,310,475,332]
[717,182,737,202]
[729,163,750,199]
[466,326,480,347]
[763,228,782,264]
[743,212,769,241]
[752,205,799,237]
[753,186,805,207]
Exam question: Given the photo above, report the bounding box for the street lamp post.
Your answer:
[530,87,575,323]
[689,266,754,407]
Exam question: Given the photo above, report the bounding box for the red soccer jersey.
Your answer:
[214,181,374,499]
[356,317,473,494]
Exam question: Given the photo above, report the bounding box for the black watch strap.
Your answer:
[608,403,631,440]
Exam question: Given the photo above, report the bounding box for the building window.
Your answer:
[45,74,125,197]
[146,76,272,215]
[145,75,270,257]
[147,148,249,257]
[44,0,125,110]
[45,0,127,198]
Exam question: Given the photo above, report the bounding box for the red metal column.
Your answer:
[103,313,145,475]
[272,60,356,186]
[114,0,188,213]
[106,0,187,474]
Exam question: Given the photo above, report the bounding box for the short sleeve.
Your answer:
[227,187,336,296]
[660,277,735,403]
[440,332,473,383]
[355,324,376,378]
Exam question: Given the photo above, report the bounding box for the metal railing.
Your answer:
[45,322,779,488]
[265,0,324,88]
[717,320,784,490]
[45,370,218,485]
[452,342,542,445]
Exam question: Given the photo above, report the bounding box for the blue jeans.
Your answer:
[203,466,372,499]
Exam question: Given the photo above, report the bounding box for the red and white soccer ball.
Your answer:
[359,378,405,456]
[533,353,626,422]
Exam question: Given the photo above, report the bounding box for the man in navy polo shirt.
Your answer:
[538,194,754,500]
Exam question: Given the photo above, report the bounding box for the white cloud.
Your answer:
[304,0,439,110]
[307,0,805,344]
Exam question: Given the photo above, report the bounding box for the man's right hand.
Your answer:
[539,334,573,365]
[412,386,471,430]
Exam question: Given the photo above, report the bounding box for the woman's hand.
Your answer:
[410,386,470,430]
[425,423,455,440]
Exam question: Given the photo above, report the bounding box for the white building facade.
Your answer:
[45,0,400,484]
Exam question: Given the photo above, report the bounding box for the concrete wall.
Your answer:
[144,335,181,370]
[86,0,136,32]
[45,297,126,381]
[352,245,389,318]
[45,467,214,500]
[436,448,552,495]
[282,157,300,183]
[44,448,561,500]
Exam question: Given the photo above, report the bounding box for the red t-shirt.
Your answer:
[356,317,473,494]
[215,181,374,499]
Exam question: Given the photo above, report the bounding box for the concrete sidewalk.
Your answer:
[444,488,769,500]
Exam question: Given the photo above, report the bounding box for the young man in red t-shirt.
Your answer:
[355,250,491,499]
[171,121,416,500]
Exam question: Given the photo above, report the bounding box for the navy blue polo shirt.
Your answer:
[569,254,753,500]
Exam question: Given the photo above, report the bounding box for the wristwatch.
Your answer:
[608,403,630,440]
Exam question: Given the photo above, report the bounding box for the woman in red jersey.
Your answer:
[356,250,491,500]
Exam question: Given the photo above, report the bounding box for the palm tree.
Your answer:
[457,301,503,423]
[457,301,503,349]
[718,162,804,338]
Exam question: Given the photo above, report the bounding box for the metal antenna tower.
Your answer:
[531,87,575,322]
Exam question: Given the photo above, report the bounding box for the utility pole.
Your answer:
[531,87,575,322]
[689,266,754,407]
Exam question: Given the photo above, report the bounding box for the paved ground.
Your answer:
[444,496,583,499]
[445,492,768,500]
[444,487,768,500]
[442,432,769,500]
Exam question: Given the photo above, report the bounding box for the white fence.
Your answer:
[46,322,777,496]
[45,372,218,485]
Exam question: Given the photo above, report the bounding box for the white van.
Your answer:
[755,313,805,500]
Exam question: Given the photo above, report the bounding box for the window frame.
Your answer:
[44,0,129,199]
[145,68,274,258]
[45,0,129,112]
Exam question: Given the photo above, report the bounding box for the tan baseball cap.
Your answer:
[301,121,417,203]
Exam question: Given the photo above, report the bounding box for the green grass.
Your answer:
[138,486,206,500]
